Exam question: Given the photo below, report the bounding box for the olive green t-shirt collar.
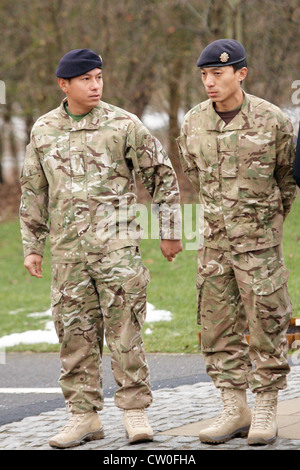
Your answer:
[64,102,90,122]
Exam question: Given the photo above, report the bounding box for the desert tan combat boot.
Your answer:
[49,411,104,448]
[248,391,278,445]
[199,388,252,444]
[123,408,153,444]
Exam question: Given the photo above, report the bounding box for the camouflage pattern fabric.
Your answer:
[20,98,180,413]
[177,92,296,392]
[20,98,180,263]
[51,246,152,413]
[177,92,296,255]
[197,245,293,392]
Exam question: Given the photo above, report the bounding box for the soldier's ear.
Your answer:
[238,67,248,82]
[58,78,69,94]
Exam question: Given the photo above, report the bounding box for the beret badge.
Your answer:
[219,52,229,63]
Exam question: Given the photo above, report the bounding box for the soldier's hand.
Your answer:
[24,254,43,278]
[160,239,183,262]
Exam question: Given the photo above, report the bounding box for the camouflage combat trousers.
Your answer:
[51,246,153,413]
[197,244,293,392]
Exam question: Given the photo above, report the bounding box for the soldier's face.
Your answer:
[58,68,103,114]
[201,66,247,111]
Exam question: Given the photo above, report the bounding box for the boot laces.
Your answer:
[252,394,277,429]
[215,390,239,424]
[126,409,148,427]
[61,413,85,433]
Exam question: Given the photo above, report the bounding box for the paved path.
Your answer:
[0,352,209,426]
[0,364,299,451]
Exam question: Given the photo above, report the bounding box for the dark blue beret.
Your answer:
[197,39,246,68]
[55,49,102,78]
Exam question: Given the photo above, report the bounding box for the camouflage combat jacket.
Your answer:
[20,98,180,263]
[177,92,296,254]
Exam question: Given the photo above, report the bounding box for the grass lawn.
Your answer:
[0,197,299,353]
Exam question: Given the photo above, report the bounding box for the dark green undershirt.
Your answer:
[64,103,90,122]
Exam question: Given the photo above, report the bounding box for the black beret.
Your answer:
[55,49,102,78]
[197,39,246,68]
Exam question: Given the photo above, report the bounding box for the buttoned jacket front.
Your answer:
[177,92,296,254]
[20,99,180,263]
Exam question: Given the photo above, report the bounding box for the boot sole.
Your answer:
[125,430,154,444]
[248,429,278,446]
[199,425,250,444]
[49,427,105,449]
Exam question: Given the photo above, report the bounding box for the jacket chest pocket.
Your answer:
[217,132,238,179]
[186,133,217,170]
[186,133,219,197]
[41,152,72,200]
[237,130,276,198]
[86,131,131,197]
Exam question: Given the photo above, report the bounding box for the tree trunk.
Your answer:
[168,58,182,172]
[1,118,17,185]
[12,115,26,177]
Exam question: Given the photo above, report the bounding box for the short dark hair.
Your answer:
[232,59,247,72]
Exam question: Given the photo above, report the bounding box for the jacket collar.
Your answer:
[58,97,105,131]
[205,91,254,132]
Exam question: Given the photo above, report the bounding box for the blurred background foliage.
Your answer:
[0,0,299,350]
[0,0,299,197]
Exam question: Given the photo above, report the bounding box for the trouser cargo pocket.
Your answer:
[251,266,292,335]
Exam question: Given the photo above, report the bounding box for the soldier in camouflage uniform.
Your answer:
[177,39,296,446]
[20,49,182,448]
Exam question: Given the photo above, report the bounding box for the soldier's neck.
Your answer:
[214,89,244,113]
